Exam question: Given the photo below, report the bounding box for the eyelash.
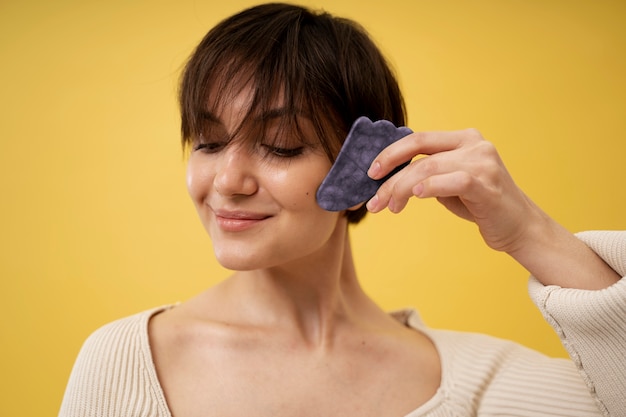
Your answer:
[194,142,225,153]
[193,142,226,153]
[262,145,305,158]
[193,142,304,159]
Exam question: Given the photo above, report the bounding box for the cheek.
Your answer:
[268,166,326,210]
[186,161,212,204]
[277,155,331,206]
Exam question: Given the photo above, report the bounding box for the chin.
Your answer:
[213,248,273,271]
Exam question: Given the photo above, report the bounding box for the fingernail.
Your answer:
[388,196,396,213]
[366,195,379,212]
[368,161,381,179]
[413,183,424,197]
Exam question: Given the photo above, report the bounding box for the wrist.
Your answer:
[507,216,620,290]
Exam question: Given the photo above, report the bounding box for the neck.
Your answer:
[225,224,376,349]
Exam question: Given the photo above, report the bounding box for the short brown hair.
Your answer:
[179,3,406,223]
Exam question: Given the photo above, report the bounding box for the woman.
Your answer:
[59,3,625,416]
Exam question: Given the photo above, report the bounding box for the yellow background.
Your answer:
[1,0,624,415]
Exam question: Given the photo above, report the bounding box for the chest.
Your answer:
[156,336,440,417]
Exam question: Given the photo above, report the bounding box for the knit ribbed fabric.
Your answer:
[59,231,626,417]
[528,230,626,417]
[59,306,170,417]
[396,309,608,416]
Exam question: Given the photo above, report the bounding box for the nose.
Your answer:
[213,145,259,197]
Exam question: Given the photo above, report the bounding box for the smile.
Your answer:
[212,209,272,232]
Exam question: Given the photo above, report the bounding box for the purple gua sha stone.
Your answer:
[316,116,413,211]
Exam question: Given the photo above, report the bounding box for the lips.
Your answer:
[211,208,272,232]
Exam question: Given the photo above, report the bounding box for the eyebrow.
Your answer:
[257,108,299,121]
[200,107,309,124]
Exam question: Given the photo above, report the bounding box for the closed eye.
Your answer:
[194,141,226,153]
[262,145,305,158]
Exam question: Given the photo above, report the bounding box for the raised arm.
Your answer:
[365,128,620,289]
[365,128,625,415]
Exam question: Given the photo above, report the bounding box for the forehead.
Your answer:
[193,66,342,159]
[199,84,313,150]
[204,71,288,118]
[205,85,254,129]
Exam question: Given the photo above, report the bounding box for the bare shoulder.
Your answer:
[148,285,233,358]
[148,293,442,417]
[362,310,442,391]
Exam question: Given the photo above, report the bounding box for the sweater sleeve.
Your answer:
[528,230,626,417]
[58,308,171,417]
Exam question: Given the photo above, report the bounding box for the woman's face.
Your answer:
[186,85,344,271]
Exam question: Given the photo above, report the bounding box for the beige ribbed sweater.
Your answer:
[59,231,626,417]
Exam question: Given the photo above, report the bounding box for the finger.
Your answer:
[436,196,474,222]
[369,150,468,213]
[366,169,405,213]
[368,128,484,180]
[414,170,475,199]
[392,170,476,214]
[369,168,479,215]
[366,151,456,213]
[417,170,508,223]
[366,158,417,213]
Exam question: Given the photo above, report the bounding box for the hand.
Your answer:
[365,128,541,254]
[365,128,620,289]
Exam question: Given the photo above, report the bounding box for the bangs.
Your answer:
[179,3,406,223]
[179,6,344,160]
[196,61,329,157]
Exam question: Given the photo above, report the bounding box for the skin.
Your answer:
[150,86,442,417]
[149,87,620,417]
[366,129,620,290]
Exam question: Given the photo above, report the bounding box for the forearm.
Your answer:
[528,230,626,416]
[506,207,620,290]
